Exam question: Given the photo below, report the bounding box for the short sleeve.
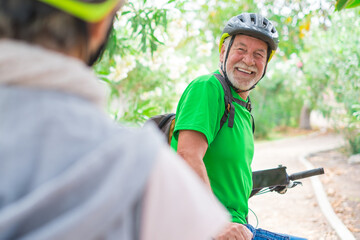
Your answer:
[173,77,223,145]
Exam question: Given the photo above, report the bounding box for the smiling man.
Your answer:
[222,34,268,100]
[171,13,307,240]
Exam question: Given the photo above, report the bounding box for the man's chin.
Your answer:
[229,78,251,91]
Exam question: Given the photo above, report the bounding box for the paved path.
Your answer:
[248,132,345,240]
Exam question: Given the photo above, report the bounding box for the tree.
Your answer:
[94,0,184,125]
[300,8,360,153]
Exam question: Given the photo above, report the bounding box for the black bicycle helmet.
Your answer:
[219,12,279,62]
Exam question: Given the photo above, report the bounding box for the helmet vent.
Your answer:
[250,15,256,25]
[263,19,269,28]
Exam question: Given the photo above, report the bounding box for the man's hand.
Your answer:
[215,222,253,240]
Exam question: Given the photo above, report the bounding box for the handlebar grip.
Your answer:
[289,168,324,181]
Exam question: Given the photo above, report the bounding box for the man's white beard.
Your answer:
[225,63,260,91]
[227,72,242,90]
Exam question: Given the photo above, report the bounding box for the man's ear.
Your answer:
[219,44,226,64]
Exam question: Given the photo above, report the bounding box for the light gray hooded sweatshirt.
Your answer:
[0,40,229,240]
[0,39,162,240]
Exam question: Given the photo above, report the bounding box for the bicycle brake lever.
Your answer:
[287,181,302,188]
[271,181,303,195]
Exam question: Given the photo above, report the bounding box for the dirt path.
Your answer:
[307,148,360,239]
[248,132,345,240]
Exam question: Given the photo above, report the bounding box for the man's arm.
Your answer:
[177,130,253,240]
[177,130,211,189]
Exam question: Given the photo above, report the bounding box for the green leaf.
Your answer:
[336,0,348,10]
[142,106,158,117]
[336,0,360,10]
[150,34,164,44]
[346,0,360,8]
[121,11,131,16]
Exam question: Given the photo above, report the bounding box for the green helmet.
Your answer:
[38,0,122,22]
[219,13,279,62]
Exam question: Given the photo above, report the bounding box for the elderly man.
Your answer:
[0,0,229,239]
[171,13,307,240]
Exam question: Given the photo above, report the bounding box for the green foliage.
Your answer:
[94,0,358,143]
[345,105,360,154]
[200,0,258,38]
[125,1,168,55]
[336,0,360,11]
[94,0,181,125]
[300,9,360,153]
[112,62,178,125]
[252,56,304,139]
[259,0,333,58]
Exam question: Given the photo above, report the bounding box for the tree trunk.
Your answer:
[299,104,312,130]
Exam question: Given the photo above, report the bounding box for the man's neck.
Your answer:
[238,92,249,101]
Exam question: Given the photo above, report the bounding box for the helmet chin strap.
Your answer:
[221,36,239,92]
[221,35,268,93]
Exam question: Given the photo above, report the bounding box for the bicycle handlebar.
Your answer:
[250,166,325,198]
[289,168,324,181]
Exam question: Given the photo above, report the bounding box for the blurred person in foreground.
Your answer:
[0,0,229,239]
[171,13,307,240]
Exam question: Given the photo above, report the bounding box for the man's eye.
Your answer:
[255,53,264,58]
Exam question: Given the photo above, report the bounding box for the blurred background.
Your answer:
[93,0,360,156]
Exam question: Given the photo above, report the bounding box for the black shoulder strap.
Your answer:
[214,73,234,128]
[213,73,255,133]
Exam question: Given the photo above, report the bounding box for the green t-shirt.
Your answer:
[171,71,254,224]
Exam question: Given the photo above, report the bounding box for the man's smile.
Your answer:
[235,66,257,75]
[236,67,253,74]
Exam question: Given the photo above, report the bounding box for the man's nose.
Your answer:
[242,53,255,66]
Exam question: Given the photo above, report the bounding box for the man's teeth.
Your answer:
[236,68,252,74]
